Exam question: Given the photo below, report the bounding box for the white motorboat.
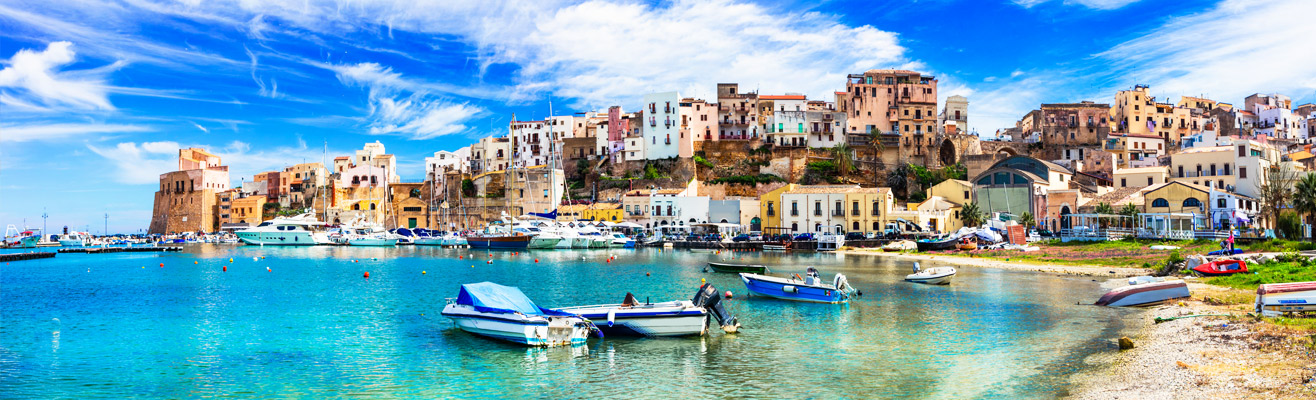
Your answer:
[555,285,739,337]
[441,282,598,346]
[607,232,635,248]
[58,231,91,247]
[1095,279,1190,307]
[348,234,399,246]
[513,225,562,249]
[1256,281,1316,317]
[235,213,331,245]
[905,264,956,285]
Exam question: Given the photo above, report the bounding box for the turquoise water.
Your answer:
[1,246,1134,398]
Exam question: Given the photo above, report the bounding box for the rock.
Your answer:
[1119,336,1135,350]
[1176,361,1191,369]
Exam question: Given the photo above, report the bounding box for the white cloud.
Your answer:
[88,139,348,185]
[0,41,114,110]
[85,141,182,184]
[189,121,209,133]
[325,62,485,140]
[1014,0,1142,9]
[1095,0,1316,104]
[1,122,151,142]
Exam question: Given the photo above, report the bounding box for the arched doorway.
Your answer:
[1060,206,1072,230]
[939,138,956,166]
[750,217,761,231]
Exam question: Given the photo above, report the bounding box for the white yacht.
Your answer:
[58,231,91,247]
[512,224,562,249]
[235,213,331,245]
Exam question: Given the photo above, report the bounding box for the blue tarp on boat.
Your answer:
[455,282,574,316]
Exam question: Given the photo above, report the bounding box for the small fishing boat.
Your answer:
[762,244,787,251]
[740,268,856,303]
[554,285,739,337]
[58,231,90,247]
[1207,248,1244,256]
[1094,279,1190,307]
[441,282,598,346]
[916,236,958,252]
[348,234,399,246]
[1255,281,1316,317]
[1192,259,1248,276]
[707,262,768,274]
[1149,245,1180,250]
[957,237,977,251]
[905,265,956,285]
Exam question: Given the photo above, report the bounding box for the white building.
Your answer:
[425,148,470,180]
[805,103,846,149]
[648,191,710,228]
[641,92,683,160]
[352,141,398,183]
[510,119,551,168]
[939,95,968,134]
[1209,189,1259,230]
[764,95,808,147]
[469,136,511,174]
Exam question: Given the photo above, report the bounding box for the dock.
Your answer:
[0,252,57,262]
[57,246,182,254]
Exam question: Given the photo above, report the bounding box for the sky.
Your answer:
[1,0,1314,234]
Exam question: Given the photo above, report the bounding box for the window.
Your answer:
[369,203,377,210]
[853,221,860,230]
[1152,198,1169,207]
[1238,145,1245,157]
[1223,163,1231,175]
[1147,177,1153,186]
[873,221,880,230]
[977,176,991,185]
[852,201,860,216]
[814,201,822,216]
[791,223,798,232]
[791,201,799,216]
[1218,198,1227,208]
[872,201,880,216]
[1183,198,1202,208]
[1121,178,1127,187]
[1240,167,1247,179]
[767,202,776,216]
[403,206,422,212]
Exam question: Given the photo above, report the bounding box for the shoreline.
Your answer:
[836,248,1152,277]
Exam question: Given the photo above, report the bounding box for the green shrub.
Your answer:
[693,155,714,168]
[1277,211,1302,239]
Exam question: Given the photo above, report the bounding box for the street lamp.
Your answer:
[42,210,48,241]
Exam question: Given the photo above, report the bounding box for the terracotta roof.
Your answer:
[760,95,806,100]
[334,156,350,160]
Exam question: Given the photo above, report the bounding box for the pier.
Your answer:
[57,246,182,254]
[0,252,57,262]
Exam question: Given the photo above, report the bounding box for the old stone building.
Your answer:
[840,69,939,166]
[149,148,230,234]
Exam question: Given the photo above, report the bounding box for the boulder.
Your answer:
[1118,336,1135,350]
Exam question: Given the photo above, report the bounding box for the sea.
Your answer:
[0,245,1138,399]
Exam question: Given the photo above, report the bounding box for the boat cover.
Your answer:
[456,282,575,316]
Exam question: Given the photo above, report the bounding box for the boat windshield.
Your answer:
[256,222,272,227]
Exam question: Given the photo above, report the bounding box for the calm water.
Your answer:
[0,245,1136,399]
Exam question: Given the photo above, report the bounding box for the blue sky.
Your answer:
[2,0,1313,234]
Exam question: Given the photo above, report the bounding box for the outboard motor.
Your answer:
[691,283,740,333]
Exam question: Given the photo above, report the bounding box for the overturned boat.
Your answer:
[1095,279,1190,307]
[441,282,598,346]
[555,284,739,337]
[740,267,856,304]
[1256,281,1316,317]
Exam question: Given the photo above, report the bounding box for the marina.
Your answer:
[0,245,1136,399]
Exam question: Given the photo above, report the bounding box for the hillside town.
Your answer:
[148,70,1316,242]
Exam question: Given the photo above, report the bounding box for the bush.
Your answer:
[693,155,714,168]
[806,160,837,173]
[1277,211,1302,239]
[461,179,475,197]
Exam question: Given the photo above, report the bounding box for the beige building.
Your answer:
[1112,85,1199,144]
[149,147,230,234]
[939,95,968,134]
[1113,166,1168,188]
[922,179,971,233]
[470,135,511,174]
[715,83,759,140]
[840,69,938,165]
[1040,102,1110,147]
[1103,133,1165,168]
[682,98,719,142]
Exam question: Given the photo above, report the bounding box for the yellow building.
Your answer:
[922,179,972,233]
[581,203,623,222]
[1112,85,1198,143]
[557,204,588,221]
[1113,166,1169,188]
[1142,181,1211,214]
[843,187,893,234]
[757,184,797,232]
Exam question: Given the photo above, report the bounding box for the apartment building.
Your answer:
[1167,139,1281,199]
[469,135,511,174]
[681,98,718,145]
[715,83,759,140]
[763,94,809,147]
[510,119,551,168]
[841,69,939,164]
[1040,102,1111,147]
[939,95,968,134]
[1103,133,1165,168]
[640,91,686,159]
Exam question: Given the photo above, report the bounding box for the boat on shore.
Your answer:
[1094,279,1190,307]
[707,262,767,274]
[554,285,739,337]
[905,265,956,285]
[883,240,916,252]
[916,236,958,252]
[740,268,856,303]
[1256,281,1316,317]
[1192,259,1248,276]
[441,282,598,346]
[762,243,788,251]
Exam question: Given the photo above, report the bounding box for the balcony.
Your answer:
[790,211,799,217]
[832,210,844,217]
[851,210,859,216]
[767,210,776,217]
[813,210,822,217]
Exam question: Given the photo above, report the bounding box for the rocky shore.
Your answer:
[837,248,1153,277]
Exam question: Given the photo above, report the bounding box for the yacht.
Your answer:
[58,231,91,247]
[512,224,562,249]
[607,232,636,248]
[235,213,331,245]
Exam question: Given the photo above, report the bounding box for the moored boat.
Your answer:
[58,232,91,247]
[740,268,856,303]
[554,285,739,337]
[441,282,598,346]
[916,236,958,252]
[762,243,788,251]
[707,262,768,274]
[235,213,331,245]
[1192,259,1247,276]
[466,234,532,249]
[1094,279,1190,307]
[905,264,956,285]
[348,234,399,246]
[1255,281,1316,317]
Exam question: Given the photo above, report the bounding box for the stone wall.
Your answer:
[149,187,219,234]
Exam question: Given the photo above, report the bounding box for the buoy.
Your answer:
[267,267,271,272]
[223,266,227,272]
[725,291,733,299]
[364,271,370,278]
[471,265,474,268]
[646,272,650,276]
[252,257,258,261]
[459,255,463,259]
[229,258,233,263]
[535,259,539,263]
[260,256,264,259]
[422,271,427,274]
[701,278,706,284]
[194,261,198,264]
[486,260,492,264]
[159,263,164,267]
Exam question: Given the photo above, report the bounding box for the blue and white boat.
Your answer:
[740,267,857,303]
[441,282,598,346]
[554,285,739,337]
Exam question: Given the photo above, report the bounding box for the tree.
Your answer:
[1019,211,1035,230]
[1094,202,1114,229]
[960,202,985,228]
[886,163,912,200]
[1293,173,1316,233]
[830,143,855,174]
[1120,203,1140,229]
[1256,163,1299,229]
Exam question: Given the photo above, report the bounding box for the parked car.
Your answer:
[749,234,763,241]
[845,232,866,240]
[732,234,750,242]
[793,233,816,241]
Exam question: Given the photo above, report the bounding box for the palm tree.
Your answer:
[1293,173,1316,232]
[1019,211,1035,231]
[960,202,984,228]
[830,143,855,174]
[1094,202,1113,229]
[1119,203,1139,229]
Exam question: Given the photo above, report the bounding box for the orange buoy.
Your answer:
[459,255,463,259]
[486,260,492,264]
[266,267,271,272]
[646,272,650,276]
[535,259,539,263]
[725,291,733,299]
[223,266,227,272]
[194,261,198,264]
[364,271,370,278]
[159,263,164,267]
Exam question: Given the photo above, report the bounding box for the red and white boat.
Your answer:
[1192,259,1248,276]
[1256,281,1316,317]
[1095,279,1190,307]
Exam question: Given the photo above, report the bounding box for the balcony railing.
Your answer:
[791,211,799,216]
[814,210,822,216]
[851,210,859,216]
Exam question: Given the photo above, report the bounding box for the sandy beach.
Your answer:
[837,248,1153,277]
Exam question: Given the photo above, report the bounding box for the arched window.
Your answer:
[815,223,822,232]
[1183,198,1201,208]
[352,203,360,211]
[791,223,798,232]
[1151,198,1169,207]
[872,221,879,230]
[369,203,376,210]
[852,221,860,230]
[352,176,360,185]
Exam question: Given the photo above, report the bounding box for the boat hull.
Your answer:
[1095,280,1190,307]
[916,238,957,252]
[1192,260,1248,276]
[740,273,848,303]
[1256,281,1316,317]
[708,262,767,274]
[235,231,326,245]
[442,304,590,347]
[905,268,956,285]
[527,237,561,249]
[557,304,708,337]
[466,236,532,249]
[348,238,399,246]
[413,237,445,246]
